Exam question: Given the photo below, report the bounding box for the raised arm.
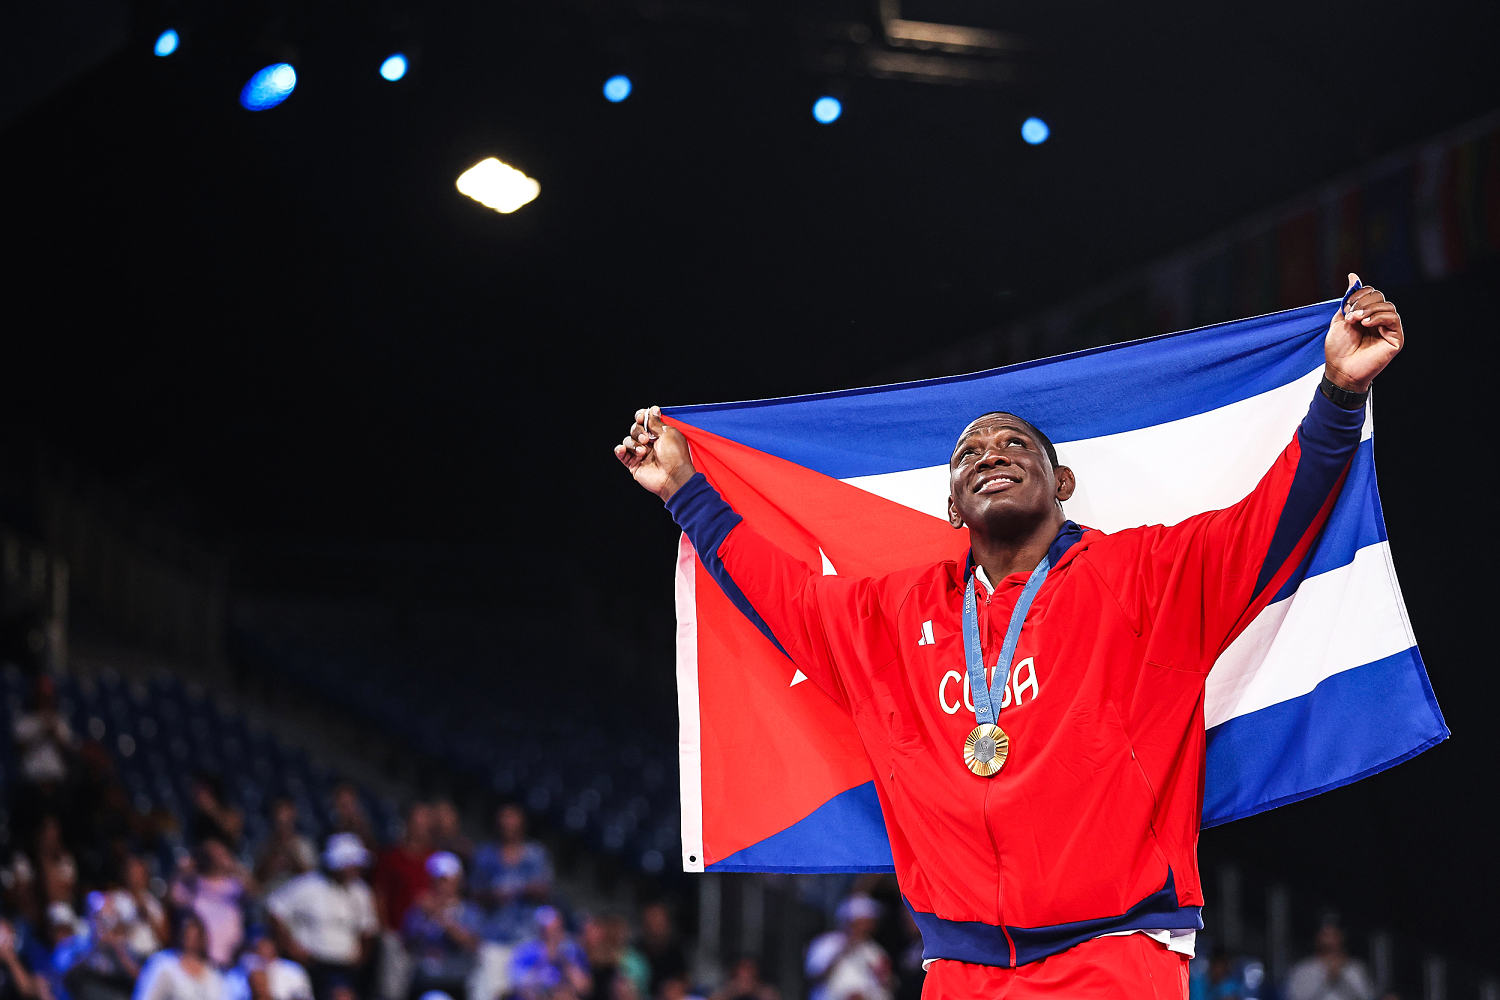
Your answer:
[615,408,895,706]
[1324,273,1405,394]
[1114,274,1405,666]
[614,406,698,502]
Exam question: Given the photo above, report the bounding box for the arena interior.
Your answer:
[2,2,1498,999]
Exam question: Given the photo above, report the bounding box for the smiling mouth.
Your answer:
[975,474,1020,494]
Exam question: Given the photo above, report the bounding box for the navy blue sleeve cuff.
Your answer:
[1301,384,1367,457]
[665,472,744,559]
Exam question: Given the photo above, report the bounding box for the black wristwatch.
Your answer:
[1319,374,1369,410]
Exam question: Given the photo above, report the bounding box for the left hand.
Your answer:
[1325,272,1404,392]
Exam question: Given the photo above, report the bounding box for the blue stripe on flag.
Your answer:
[1270,437,1387,603]
[667,301,1334,480]
[707,782,895,873]
[1203,646,1448,827]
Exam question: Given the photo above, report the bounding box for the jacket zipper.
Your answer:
[979,589,1015,962]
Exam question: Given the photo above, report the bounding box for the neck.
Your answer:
[970,512,1064,583]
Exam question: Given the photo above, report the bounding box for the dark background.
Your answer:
[3,0,1496,976]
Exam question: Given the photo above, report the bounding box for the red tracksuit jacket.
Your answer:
[666,389,1366,968]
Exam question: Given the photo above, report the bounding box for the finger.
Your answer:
[1344,287,1385,315]
[1356,301,1399,322]
[645,405,662,440]
[621,434,650,458]
[1354,302,1399,325]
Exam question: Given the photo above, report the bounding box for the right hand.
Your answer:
[614,406,697,501]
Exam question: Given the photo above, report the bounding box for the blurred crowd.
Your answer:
[1,674,719,1000]
[1,670,1419,1000]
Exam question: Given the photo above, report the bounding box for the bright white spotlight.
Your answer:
[456,158,540,215]
[603,75,632,103]
[380,53,408,82]
[1021,117,1050,145]
[240,63,297,111]
[154,30,180,57]
[812,96,842,125]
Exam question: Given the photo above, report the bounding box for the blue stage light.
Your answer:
[812,96,842,124]
[154,30,179,57]
[1021,117,1050,145]
[603,75,632,103]
[240,63,297,111]
[379,54,408,82]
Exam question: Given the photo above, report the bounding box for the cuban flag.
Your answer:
[665,298,1448,874]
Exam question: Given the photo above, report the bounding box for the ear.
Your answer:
[947,493,964,529]
[1055,465,1076,502]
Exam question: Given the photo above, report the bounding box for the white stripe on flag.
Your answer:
[840,368,1374,532]
[674,534,706,873]
[1205,540,1417,728]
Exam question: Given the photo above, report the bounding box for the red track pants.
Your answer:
[922,933,1189,999]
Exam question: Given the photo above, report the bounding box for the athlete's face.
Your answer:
[947,414,1074,535]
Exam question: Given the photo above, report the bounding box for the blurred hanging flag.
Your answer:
[664,298,1447,873]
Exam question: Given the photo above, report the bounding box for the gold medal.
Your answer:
[963,722,1009,777]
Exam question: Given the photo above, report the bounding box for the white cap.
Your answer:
[836,895,881,925]
[425,851,462,880]
[324,832,371,870]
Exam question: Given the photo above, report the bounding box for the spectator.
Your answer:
[374,804,433,934]
[326,788,375,855]
[265,835,378,1000]
[471,807,550,946]
[579,914,648,1000]
[110,856,168,961]
[224,931,313,1000]
[59,893,141,1000]
[253,801,316,896]
[655,978,704,1000]
[32,817,78,911]
[43,902,85,957]
[890,912,923,1000]
[508,908,589,1000]
[187,778,243,854]
[170,841,249,969]
[401,854,480,1000]
[1284,919,1375,1000]
[428,803,472,871]
[634,905,685,1000]
[70,740,135,890]
[1,850,41,931]
[0,917,42,1000]
[1190,949,1245,1000]
[11,677,75,836]
[804,897,892,1000]
[708,958,777,1000]
[133,914,227,1000]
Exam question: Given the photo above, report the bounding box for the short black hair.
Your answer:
[957,412,1059,468]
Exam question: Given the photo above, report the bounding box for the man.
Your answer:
[1283,919,1374,1000]
[225,931,315,1000]
[614,277,1404,998]
[402,853,481,1000]
[266,834,379,1000]
[804,897,893,1000]
[374,802,435,933]
[471,805,553,946]
[59,894,139,1000]
[507,907,590,1000]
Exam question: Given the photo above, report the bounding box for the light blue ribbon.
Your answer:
[961,556,1050,726]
